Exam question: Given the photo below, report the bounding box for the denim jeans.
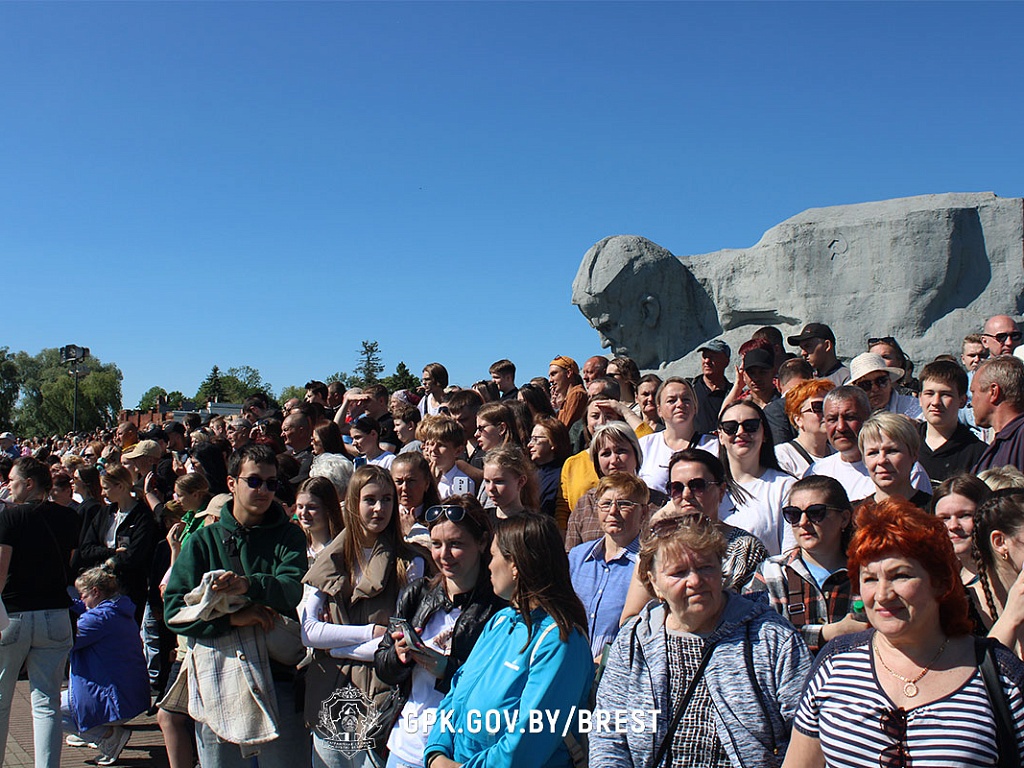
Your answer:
[0,609,74,768]
[196,678,310,768]
[312,734,383,768]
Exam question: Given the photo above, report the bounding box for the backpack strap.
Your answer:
[975,637,1021,768]
[784,563,808,628]
[653,640,716,767]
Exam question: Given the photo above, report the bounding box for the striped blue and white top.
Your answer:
[795,633,1024,768]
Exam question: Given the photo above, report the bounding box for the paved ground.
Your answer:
[5,681,170,767]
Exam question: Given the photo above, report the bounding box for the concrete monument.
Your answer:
[572,192,1024,372]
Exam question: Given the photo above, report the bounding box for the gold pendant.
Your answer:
[903,681,919,698]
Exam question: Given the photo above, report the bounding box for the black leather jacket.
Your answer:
[375,572,507,695]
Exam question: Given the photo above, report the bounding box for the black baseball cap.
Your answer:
[787,323,836,347]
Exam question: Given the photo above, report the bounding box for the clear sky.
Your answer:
[3,1,1023,409]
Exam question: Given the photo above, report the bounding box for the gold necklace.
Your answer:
[873,635,949,698]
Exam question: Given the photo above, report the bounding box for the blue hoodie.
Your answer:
[69,595,150,732]
[425,606,594,767]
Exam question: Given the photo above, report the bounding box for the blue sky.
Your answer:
[3,2,1023,410]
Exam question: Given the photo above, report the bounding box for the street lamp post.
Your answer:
[60,345,89,433]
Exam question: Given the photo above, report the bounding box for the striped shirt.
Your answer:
[795,633,1024,767]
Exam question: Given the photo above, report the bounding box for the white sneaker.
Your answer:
[65,733,97,748]
[96,726,131,765]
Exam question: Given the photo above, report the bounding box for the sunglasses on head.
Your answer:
[666,478,716,497]
[868,336,899,348]
[425,504,467,524]
[985,331,1023,344]
[237,475,280,492]
[857,375,891,392]
[719,419,761,436]
[781,504,844,525]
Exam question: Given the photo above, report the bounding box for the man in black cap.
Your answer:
[691,339,732,434]
[788,323,850,386]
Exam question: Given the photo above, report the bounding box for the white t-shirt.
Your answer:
[774,441,834,478]
[806,453,931,500]
[638,432,720,494]
[719,468,796,557]
[437,465,474,499]
[887,391,923,420]
[367,451,396,471]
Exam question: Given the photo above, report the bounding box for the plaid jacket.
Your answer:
[744,550,853,653]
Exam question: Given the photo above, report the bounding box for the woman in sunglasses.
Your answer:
[424,513,593,768]
[594,517,811,768]
[374,496,505,768]
[776,379,836,477]
[619,449,768,624]
[745,476,865,654]
[302,466,429,768]
[718,400,797,557]
[784,499,1024,768]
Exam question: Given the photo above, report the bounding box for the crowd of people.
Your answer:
[2,314,1024,767]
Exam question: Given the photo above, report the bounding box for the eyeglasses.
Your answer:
[984,331,1023,344]
[596,499,642,512]
[800,401,824,416]
[718,419,762,436]
[666,478,717,498]
[781,504,845,525]
[237,475,281,492]
[857,375,891,392]
[528,435,550,444]
[425,504,467,524]
[879,707,908,768]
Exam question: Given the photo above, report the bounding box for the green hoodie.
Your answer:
[164,499,307,638]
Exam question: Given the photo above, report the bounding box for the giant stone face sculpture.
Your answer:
[572,192,1024,372]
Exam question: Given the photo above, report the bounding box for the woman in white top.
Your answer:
[350,415,396,471]
[638,377,719,494]
[775,379,836,477]
[418,363,448,417]
[296,476,345,566]
[718,400,796,557]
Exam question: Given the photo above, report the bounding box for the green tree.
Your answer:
[227,366,272,399]
[382,362,420,393]
[138,386,168,411]
[13,348,122,436]
[195,366,225,403]
[0,347,21,431]
[278,384,306,404]
[355,341,384,386]
[165,391,186,409]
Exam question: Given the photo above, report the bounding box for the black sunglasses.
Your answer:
[719,419,762,436]
[425,504,466,524]
[801,401,825,416]
[666,478,716,497]
[857,375,891,392]
[984,331,1023,344]
[237,475,280,492]
[781,504,844,525]
[879,707,908,768]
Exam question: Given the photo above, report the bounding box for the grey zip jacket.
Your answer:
[590,592,812,768]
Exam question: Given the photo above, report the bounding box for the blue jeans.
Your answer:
[196,678,309,768]
[0,609,74,768]
[312,734,383,768]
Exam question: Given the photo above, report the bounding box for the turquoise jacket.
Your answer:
[425,606,594,767]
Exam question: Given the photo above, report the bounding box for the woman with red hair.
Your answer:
[783,499,1024,768]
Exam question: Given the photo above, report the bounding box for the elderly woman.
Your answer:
[548,355,587,429]
[564,422,668,551]
[855,411,932,509]
[745,476,866,654]
[593,517,811,767]
[775,379,835,477]
[783,499,1024,768]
